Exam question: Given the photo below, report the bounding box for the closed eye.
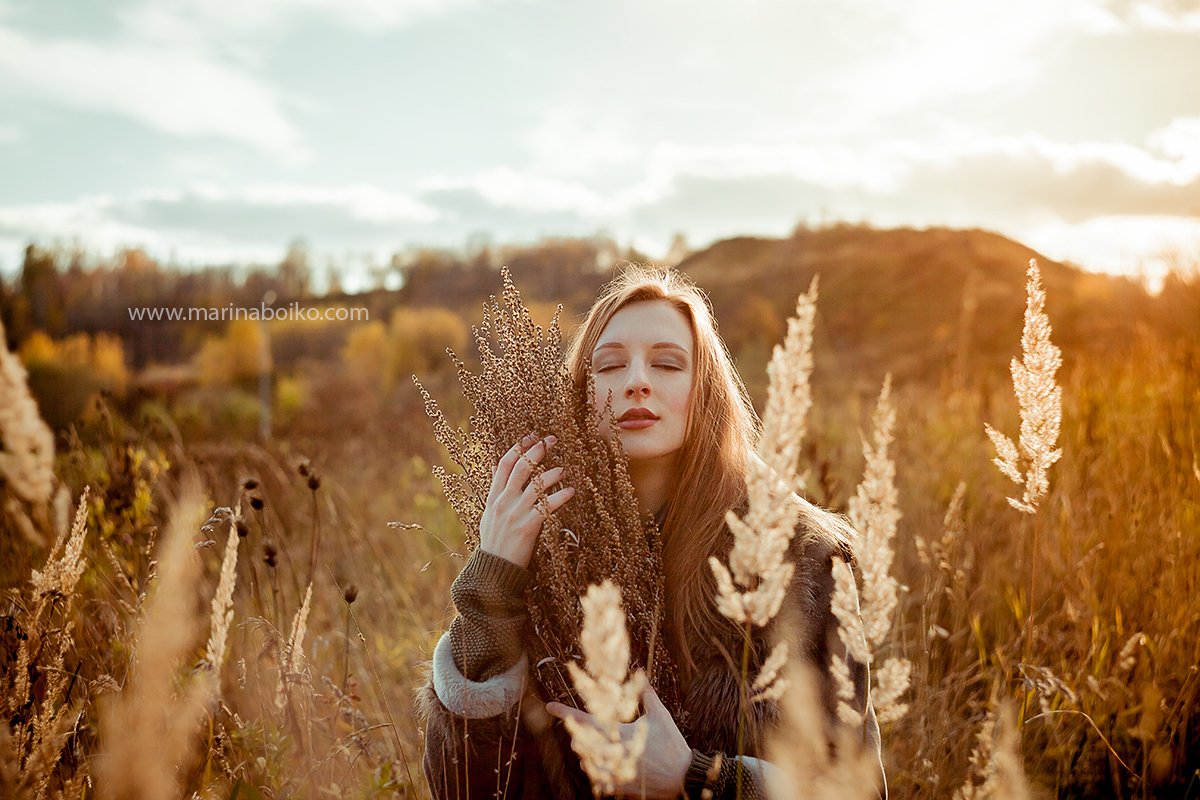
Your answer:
[596,364,624,373]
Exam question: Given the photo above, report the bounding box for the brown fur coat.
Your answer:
[415,530,886,799]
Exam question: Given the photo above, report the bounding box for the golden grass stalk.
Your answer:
[203,522,240,673]
[561,580,648,796]
[0,317,55,508]
[711,277,819,629]
[952,701,1032,800]
[6,488,91,800]
[415,267,677,709]
[709,278,822,794]
[984,259,1063,514]
[277,581,314,710]
[760,276,817,495]
[766,661,885,800]
[832,376,911,726]
[96,476,210,800]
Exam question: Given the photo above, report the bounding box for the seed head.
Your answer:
[249,495,264,511]
[263,540,277,568]
[343,584,358,604]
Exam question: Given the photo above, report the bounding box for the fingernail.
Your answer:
[546,435,558,445]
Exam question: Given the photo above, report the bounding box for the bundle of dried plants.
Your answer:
[414,268,680,711]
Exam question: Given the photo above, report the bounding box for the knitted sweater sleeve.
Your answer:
[447,548,531,681]
[415,548,534,800]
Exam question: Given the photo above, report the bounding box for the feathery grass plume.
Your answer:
[952,701,1032,800]
[710,277,819,630]
[414,267,677,710]
[1116,632,1146,675]
[277,581,314,709]
[759,276,817,496]
[984,259,1063,514]
[96,476,210,800]
[561,580,648,797]
[832,375,911,726]
[0,317,55,508]
[4,488,91,800]
[750,641,790,703]
[203,521,240,674]
[765,661,885,800]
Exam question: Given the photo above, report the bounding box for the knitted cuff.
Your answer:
[682,749,723,799]
[465,546,532,597]
[449,549,530,622]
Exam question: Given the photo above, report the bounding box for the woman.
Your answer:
[417,267,886,798]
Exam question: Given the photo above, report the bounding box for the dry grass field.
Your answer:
[1,241,1198,799]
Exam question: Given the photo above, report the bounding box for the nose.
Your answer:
[624,361,651,399]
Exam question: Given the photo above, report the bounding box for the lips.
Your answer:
[618,408,659,422]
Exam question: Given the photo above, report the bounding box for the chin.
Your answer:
[620,439,678,463]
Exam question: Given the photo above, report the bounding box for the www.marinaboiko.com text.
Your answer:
[127,303,369,322]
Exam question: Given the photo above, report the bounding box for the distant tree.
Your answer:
[665,232,691,265]
[324,261,344,297]
[18,329,130,427]
[195,320,267,386]
[342,320,389,391]
[18,245,65,338]
[277,239,312,299]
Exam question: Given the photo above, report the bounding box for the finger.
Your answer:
[492,433,539,495]
[523,466,566,499]
[508,435,556,493]
[541,485,575,516]
[545,702,594,727]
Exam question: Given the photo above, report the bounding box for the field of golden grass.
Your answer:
[1,268,1197,798]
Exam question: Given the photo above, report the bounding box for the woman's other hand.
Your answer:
[546,684,691,799]
[479,433,575,570]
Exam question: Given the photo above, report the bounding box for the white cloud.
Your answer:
[1093,0,1200,30]
[1021,214,1200,291]
[0,122,20,144]
[118,0,508,45]
[522,107,640,178]
[801,0,1118,126]
[0,183,440,267]
[0,25,308,163]
[420,168,605,215]
[1148,116,1200,168]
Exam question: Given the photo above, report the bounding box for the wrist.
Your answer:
[479,541,533,571]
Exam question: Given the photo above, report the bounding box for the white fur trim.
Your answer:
[431,631,529,719]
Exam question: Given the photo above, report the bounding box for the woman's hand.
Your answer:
[546,684,692,799]
[479,433,575,570]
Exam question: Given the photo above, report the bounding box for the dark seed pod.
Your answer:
[297,459,311,478]
[242,478,259,490]
[235,519,249,538]
[343,584,358,604]
[249,495,264,511]
[307,474,321,491]
[263,540,278,568]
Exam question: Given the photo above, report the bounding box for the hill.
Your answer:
[677,225,1180,393]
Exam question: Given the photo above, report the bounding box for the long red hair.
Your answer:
[564,266,855,688]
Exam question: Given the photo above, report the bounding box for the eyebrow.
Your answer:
[592,342,690,355]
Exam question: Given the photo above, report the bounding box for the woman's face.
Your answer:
[590,300,695,463]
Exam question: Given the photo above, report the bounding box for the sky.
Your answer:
[0,0,1198,291]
